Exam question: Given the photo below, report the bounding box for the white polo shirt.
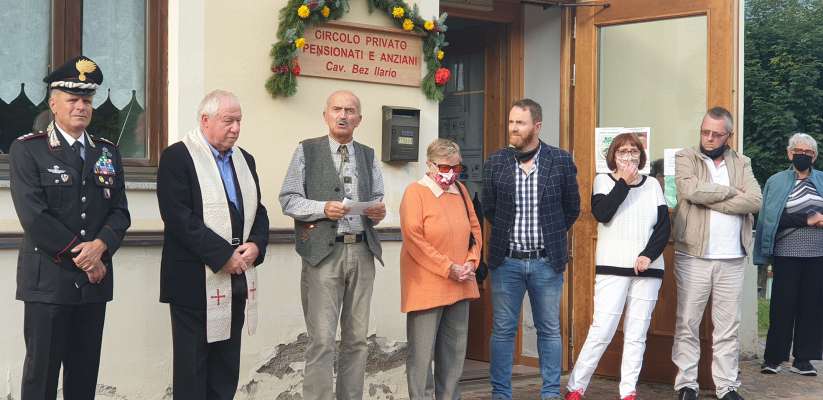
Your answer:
[703,156,744,259]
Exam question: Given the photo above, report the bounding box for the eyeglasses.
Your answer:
[700,129,730,139]
[432,163,464,173]
[616,149,641,157]
[791,148,816,157]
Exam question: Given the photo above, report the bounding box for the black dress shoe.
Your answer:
[719,390,744,400]
[678,387,698,400]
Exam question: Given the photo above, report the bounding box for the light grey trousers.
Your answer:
[406,300,470,400]
[301,242,376,400]
[672,254,744,399]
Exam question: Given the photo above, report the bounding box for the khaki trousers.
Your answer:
[301,242,376,400]
[406,300,470,400]
[672,254,744,399]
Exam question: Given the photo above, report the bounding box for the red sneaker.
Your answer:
[565,389,584,400]
[621,393,637,400]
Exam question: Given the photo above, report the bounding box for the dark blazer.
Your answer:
[157,142,269,309]
[482,140,580,271]
[10,124,130,304]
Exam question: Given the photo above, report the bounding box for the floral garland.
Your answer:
[266,0,450,101]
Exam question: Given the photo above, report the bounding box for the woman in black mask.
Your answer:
[754,133,823,377]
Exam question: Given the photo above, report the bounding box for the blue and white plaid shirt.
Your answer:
[509,147,544,251]
[279,136,384,235]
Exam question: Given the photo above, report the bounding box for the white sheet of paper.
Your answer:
[342,198,380,216]
[664,148,682,176]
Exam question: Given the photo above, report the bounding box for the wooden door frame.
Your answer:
[441,0,527,365]
[569,0,739,384]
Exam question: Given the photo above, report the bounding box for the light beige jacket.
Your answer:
[673,146,762,257]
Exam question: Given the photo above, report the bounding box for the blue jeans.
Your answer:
[489,257,564,399]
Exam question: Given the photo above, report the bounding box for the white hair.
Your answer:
[426,138,461,162]
[197,89,240,120]
[787,132,818,154]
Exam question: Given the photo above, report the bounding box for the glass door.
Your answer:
[571,0,738,385]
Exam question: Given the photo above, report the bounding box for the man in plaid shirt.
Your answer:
[482,99,580,400]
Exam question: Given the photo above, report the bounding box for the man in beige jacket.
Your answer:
[672,107,762,400]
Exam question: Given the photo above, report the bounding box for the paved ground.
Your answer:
[461,359,823,399]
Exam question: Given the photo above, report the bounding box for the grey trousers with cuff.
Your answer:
[406,299,471,400]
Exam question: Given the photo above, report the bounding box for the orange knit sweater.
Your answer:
[399,177,482,313]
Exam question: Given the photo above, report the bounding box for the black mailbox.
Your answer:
[382,106,419,162]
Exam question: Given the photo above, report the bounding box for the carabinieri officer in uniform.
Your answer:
[9,55,130,400]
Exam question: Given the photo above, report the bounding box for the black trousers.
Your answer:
[170,294,246,400]
[764,256,823,363]
[21,302,106,400]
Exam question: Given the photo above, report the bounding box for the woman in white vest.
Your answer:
[565,133,670,400]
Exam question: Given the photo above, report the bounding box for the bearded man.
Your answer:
[482,98,580,400]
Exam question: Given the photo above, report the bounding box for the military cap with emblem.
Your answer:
[43,55,103,96]
[9,55,129,400]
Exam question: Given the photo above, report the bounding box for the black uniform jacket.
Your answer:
[9,122,131,304]
[157,142,269,310]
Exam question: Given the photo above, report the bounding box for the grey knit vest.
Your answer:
[295,136,383,267]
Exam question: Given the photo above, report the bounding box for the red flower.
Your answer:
[292,63,301,76]
[434,67,451,86]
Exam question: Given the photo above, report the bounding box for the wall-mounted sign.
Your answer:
[298,21,423,87]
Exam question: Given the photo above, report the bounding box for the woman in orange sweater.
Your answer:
[400,138,482,400]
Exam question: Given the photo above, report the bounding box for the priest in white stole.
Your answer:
[157,90,269,399]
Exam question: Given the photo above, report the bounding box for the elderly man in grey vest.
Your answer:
[279,90,386,400]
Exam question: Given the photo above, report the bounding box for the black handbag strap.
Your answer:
[456,181,478,249]
[456,181,471,219]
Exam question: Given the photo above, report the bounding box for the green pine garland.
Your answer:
[266,0,449,101]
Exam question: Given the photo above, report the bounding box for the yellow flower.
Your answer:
[437,50,444,60]
[295,37,306,49]
[321,6,330,17]
[392,7,405,19]
[424,20,435,31]
[402,18,414,31]
[297,5,310,18]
